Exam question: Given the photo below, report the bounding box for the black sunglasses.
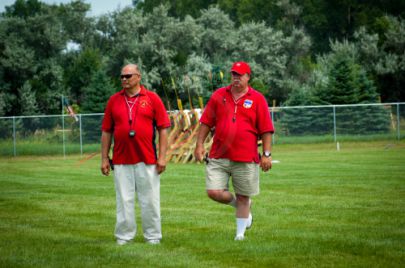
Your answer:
[120,73,139,79]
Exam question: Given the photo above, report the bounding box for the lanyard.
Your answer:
[231,93,246,123]
[124,95,139,126]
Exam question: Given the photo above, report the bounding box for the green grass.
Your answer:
[273,133,403,144]
[0,141,404,267]
[0,140,100,156]
[1,134,404,157]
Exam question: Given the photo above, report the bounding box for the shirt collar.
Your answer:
[225,85,252,95]
[119,85,147,97]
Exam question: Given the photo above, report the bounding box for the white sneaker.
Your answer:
[146,239,160,245]
[116,239,129,246]
[234,235,245,241]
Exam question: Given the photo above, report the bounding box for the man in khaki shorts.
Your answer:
[194,61,274,241]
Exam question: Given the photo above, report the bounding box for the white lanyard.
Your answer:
[124,95,139,125]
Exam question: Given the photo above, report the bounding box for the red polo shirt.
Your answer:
[200,85,274,163]
[102,86,171,164]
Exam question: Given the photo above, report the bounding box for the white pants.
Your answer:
[113,163,161,241]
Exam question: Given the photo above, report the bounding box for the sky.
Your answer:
[0,0,134,16]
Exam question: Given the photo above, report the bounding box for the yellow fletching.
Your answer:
[198,97,204,109]
[177,99,183,111]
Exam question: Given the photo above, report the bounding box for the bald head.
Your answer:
[122,64,141,75]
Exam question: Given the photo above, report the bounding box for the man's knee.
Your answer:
[236,194,249,204]
[207,189,219,200]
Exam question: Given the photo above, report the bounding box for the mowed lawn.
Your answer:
[0,141,404,267]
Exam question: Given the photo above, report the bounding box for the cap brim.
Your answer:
[231,69,244,75]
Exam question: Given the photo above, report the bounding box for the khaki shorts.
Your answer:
[205,158,259,196]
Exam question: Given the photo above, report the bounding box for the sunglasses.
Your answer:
[120,73,139,79]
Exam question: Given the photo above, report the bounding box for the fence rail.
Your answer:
[0,103,404,157]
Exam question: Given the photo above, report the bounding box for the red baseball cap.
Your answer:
[231,61,251,75]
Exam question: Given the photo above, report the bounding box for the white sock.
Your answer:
[228,196,237,208]
[236,218,248,237]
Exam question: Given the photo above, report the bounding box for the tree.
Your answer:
[4,0,43,18]
[196,6,235,61]
[137,0,217,19]
[0,92,5,116]
[285,39,390,135]
[80,69,115,142]
[18,81,38,116]
[63,48,103,105]
[0,0,90,116]
[282,83,333,136]
[57,0,93,44]
[81,70,115,113]
[354,16,405,102]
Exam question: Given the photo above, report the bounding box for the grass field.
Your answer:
[0,141,404,267]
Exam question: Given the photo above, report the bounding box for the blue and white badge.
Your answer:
[243,99,253,109]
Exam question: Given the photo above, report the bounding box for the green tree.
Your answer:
[285,39,390,135]
[57,0,93,44]
[4,0,43,18]
[81,70,115,113]
[354,16,405,102]
[18,81,38,116]
[0,92,5,116]
[80,69,115,142]
[137,0,217,19]
[64,48,103,104]
[196,6,235,60]
[0,0,88,115]
[282,84,333,136]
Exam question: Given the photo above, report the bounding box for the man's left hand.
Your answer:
[260,156,272,172]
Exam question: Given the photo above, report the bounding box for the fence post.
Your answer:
[397,103,400,140]
[333,105,337,142]
[13,116,16,157]
[79,114,83,156]
[61,95,66,159]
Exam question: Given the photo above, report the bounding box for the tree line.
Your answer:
[0,0,404,117]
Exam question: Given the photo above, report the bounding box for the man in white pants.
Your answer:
[101,64,170,245]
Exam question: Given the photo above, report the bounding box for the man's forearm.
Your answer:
[158,128,168,159]
[261,132,272,153]
[196,124,210,146]
[101,131,112,159]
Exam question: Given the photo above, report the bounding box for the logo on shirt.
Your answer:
[140,100,148,108]
[243,99,253,109]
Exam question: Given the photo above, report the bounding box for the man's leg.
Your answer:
[235,194,251,240]
[232,162,259,240]
[206,189,236,207]
[114,165,136,243]
[135,163,162,243]
[205,159,235,207]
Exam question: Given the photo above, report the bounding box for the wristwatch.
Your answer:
[263,151,272,158]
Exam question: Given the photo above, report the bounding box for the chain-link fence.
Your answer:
[0,103,404,157]
[272,103,405,144]
[0,113,104,157]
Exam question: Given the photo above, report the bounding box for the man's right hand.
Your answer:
[194,144,205,162]
[101,158,111,176]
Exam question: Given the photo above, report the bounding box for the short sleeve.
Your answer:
[151,93,171,129]
[256,94,274,134]
[200,93,218,128]
[101,97,114,132]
